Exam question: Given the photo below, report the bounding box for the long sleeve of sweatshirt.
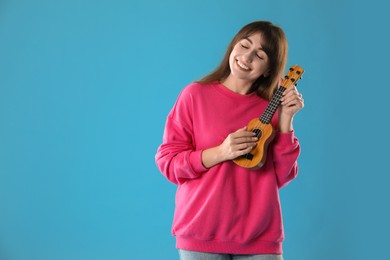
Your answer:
[155,86,209,184]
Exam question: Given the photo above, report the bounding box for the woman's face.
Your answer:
[228,32,270,85]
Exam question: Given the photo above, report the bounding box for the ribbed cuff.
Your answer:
[275,130,295,145]
[189,150,208,174]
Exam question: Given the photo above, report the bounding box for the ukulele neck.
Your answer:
[259,86,286,124]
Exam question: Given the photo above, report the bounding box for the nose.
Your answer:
[242,52,253,63]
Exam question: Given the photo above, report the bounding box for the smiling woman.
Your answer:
[155,21,305,260]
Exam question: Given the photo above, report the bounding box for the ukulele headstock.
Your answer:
[281,65,304,88]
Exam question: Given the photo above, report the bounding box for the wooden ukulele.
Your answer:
[233,65,304,169]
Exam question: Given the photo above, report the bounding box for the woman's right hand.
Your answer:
[201,126,258,168]
[217,126,258,161]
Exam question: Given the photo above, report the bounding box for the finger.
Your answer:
[283,86,297,94]
[282,99,304,113]
[235,135,258,144]
[281,91,303,105]
[281,96,299,106]
[232,130,256,139]
[232,144,256,159]
[285,99,303,109]
[236,142,256,151]
[283,86,301,97]
[282,88,299,100]
[237,145,256,157]
[228,135,256,147]
[234,126,248,132]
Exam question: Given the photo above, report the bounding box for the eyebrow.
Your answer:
[243,37,265,52]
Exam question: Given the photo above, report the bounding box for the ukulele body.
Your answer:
[232,118,276,169]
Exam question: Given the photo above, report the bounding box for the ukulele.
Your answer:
[233,65,304,169]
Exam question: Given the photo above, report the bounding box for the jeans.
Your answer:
[178,249,284,260]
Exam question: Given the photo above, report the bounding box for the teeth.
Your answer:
[237,60,250,70]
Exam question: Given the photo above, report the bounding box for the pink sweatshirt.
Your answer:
[155,81,300,254]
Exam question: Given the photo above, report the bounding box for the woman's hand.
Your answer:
[218,126,258,161]
[201,127,257,168]
[279,86,304,132]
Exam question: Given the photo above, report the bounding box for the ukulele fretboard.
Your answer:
[259,86,286,124]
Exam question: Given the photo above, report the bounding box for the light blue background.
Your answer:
[1,0,389,259]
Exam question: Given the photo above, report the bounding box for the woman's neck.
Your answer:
[221,75,253,95]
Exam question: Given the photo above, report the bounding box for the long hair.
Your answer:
[197,21,288,100]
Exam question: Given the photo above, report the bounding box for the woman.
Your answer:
[155,21,304,260]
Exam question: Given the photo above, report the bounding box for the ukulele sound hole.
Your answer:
[252,128,262,138]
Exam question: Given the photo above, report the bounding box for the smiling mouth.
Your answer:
[236,60,250,71]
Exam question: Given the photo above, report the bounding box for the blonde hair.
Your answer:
[197,21,288,100]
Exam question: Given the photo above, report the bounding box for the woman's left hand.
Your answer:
[280,86,304,117]
[278,86,304,132]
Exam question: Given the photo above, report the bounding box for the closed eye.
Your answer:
[240,44,249,49]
